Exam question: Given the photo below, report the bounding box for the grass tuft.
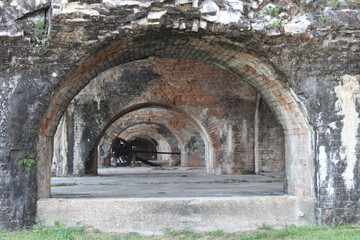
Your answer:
[206,229,225,237]
[1,224,360,240]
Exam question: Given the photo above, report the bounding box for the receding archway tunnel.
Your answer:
[41,32,314,200]
[50,57,287,199]
[128,138,158,162]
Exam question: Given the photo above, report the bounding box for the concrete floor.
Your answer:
[51,167,284,198]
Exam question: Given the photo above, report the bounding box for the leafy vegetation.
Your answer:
[329,0,341,7]
[17,152,36,173]
[263,6,284,17]
[205,229,225,237]
[321,0,360,9]
[1,224,360,240]
[309,53,316,59]
[319,16,327,22]
[31,19,48,51]
[268,18,282,27]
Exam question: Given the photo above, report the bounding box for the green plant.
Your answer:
[2,224,360,240]
[31,19,48,49]
[121,232,144,240]
[329,0,340,7]
[319,2,327,9]
[345,0,360,5]
[181,228,202,239]
[18,152,36,173]
[269,18,282,27]
[309,53,316,59]
[206,230,225,237]
[263,6,284,17]
[319,16,327,22]
[257,223,273,231]
[163,227,178,237]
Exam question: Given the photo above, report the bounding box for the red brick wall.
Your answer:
[53,58,284,175]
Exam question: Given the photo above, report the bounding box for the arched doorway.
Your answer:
[37,32,314,199]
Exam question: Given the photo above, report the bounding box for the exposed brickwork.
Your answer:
[0,0,359,230]
[92,107,204,170]
[256,97,285,173]
[53,59,262,174]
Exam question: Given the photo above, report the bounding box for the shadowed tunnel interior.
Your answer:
[50,57,287,198]
[38,32,314,200]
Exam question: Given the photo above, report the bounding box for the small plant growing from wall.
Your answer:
[309,53,316,59]
[263,5,284,17]
[31,19,48,51]
[329,0,340,7]
[18,152,36,173]
[319,16,327,22]
[268,18,282,27]
[345,0,360,8]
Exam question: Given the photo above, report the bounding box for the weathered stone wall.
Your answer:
[0,0,359,230]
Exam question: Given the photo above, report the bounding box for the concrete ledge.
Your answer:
[37,196,315,234]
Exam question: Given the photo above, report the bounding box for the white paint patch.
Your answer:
[252,22,265,31]
[139,2,151,7]
[102,0,140,6]
[10,0,18,7]
[328,122,337,130]
[0,31,23,37]
[330,150,340,165]
[61,3,100,16]
[225,124,234,174]
[0,77,19,128]
[148,10,167,20]
[283,15,310,34]
[52,116,68,176]
[200,0,219,15]
[227,0,243,12]
[218,10,242,24]
[334,75,360,191]
[318,146,327,182]
[227,125,233,154]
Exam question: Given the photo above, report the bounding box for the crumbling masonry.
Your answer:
[0,0,359,230]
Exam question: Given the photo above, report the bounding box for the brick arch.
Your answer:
[98,108,205,168]
[105,122,184,150]
[121,128,174,155]
[111,123,181,154]
[37,31,314,198]
[99,105,204,145]
[117,124,181,165]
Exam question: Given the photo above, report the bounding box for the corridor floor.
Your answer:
[51,167,284,198]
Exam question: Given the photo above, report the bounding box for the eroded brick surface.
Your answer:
[0,0,359,229]
[52,59,278,175]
